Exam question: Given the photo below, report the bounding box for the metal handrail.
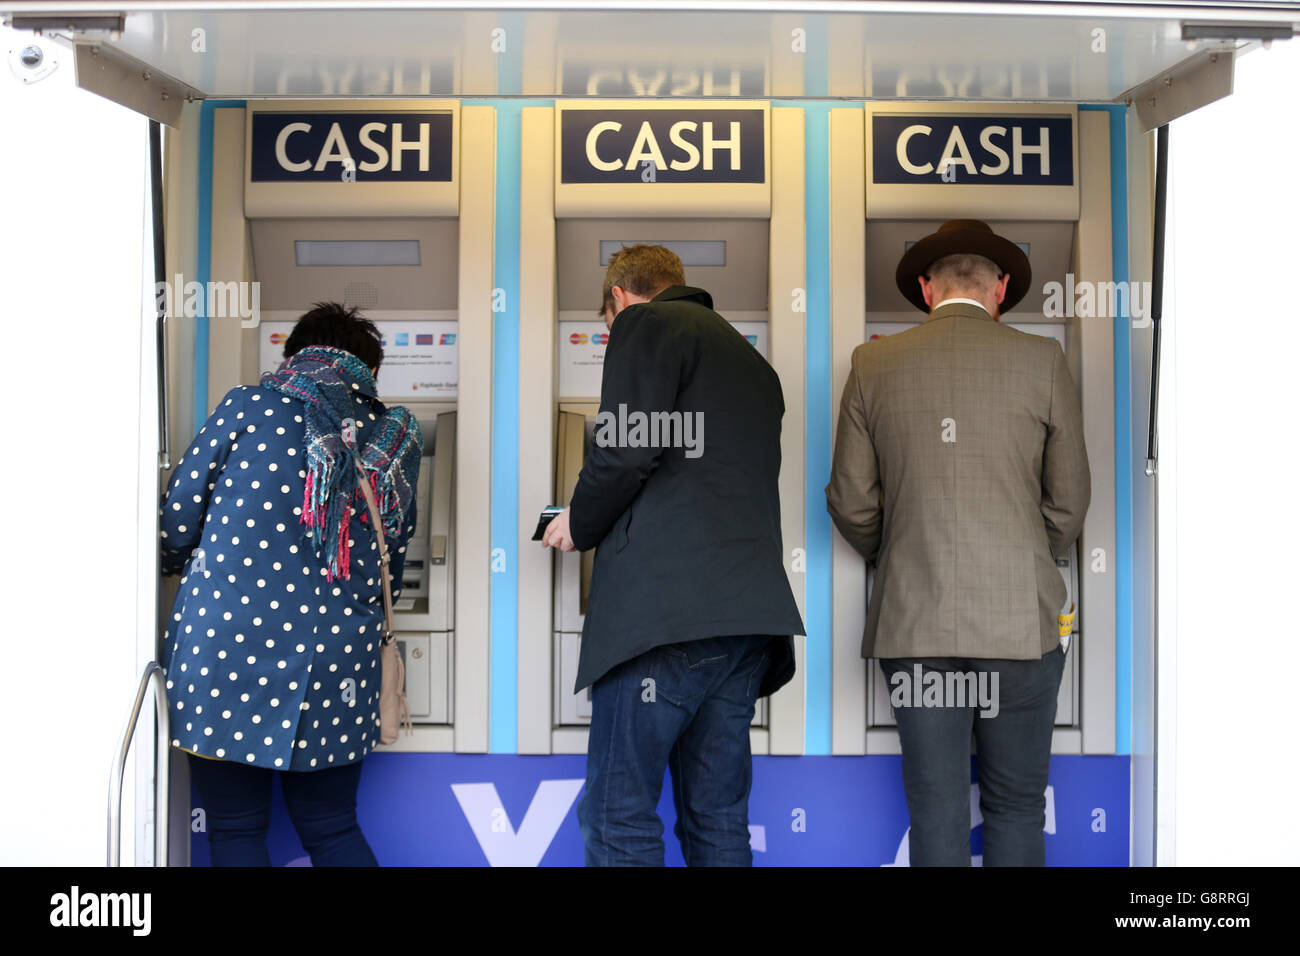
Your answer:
[108,662,170,867]
[150,120,172,471]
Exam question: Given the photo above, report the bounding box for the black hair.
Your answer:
[283,301,384,371]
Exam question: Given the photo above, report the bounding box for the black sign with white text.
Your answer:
[560,108,765,184]
[873,114,1073,185]
[250,112,454,182]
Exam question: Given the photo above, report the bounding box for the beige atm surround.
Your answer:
[517,103,808,755]
[194,100,497,753]
[828,104,1118,757]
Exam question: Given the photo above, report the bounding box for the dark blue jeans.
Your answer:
[880,648,1066,867]
[578,634,773,867]
[188,753,377,866]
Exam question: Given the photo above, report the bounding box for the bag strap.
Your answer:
[353,462,396,645]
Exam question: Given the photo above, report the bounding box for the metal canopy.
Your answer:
[4,2,1297,105]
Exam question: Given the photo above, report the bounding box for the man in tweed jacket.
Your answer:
[826,219,1090,866]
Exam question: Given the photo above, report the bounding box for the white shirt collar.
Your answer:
[933,297,991,315]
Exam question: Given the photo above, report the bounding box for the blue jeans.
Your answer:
[188,753,377,866]
[880,648,1066,866]
[578,634,773,867]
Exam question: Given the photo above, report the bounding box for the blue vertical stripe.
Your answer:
[802,104,834,755]
[475,100,522,753]
[1081,104,1133,755]
[195,101,246,427]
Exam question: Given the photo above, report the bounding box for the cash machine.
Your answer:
[178,98,496,753]
[550,225,772,728]
[515,100,808,754]
[828,103,1119,755]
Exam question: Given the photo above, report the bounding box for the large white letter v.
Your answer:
[451,779,585,867]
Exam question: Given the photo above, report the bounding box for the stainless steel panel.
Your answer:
[249,217,458,312]
[556,218,768,313]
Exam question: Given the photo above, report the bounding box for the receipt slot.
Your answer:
[393,410,456,725]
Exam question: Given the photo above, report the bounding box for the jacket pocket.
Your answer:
[613,507,632,553]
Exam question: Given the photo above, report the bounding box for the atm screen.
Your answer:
[599,239,726,266]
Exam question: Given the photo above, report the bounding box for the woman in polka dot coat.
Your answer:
[160,303,422,865]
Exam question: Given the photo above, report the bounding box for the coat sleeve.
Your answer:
[1041,344,1092,556]
[568,306,683,552]
[825,353,884,563]
[160,389,244,576]
[387,497,418,605]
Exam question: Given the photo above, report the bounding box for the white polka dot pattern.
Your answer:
[159,385,417,772]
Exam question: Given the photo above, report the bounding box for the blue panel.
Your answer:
[486,101,521,754]
[801,104,833,755]
[195,101,246,427]
[192,753,1130,866]
[1080,104,1133,754]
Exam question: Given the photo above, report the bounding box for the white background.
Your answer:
[0,31,153,864]
[1161,37,1300,865]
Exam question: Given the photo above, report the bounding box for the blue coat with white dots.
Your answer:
[159,384,417,771]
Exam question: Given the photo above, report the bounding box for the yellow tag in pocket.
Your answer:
[1058,602,1076,639]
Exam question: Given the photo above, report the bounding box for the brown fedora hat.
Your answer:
[895,219,1032,314]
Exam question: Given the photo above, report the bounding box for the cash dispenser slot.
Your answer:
[550,405,767,728]
[553,406,598,726]
[395,409,456,725]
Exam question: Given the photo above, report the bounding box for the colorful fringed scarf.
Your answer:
[261,345,424,581]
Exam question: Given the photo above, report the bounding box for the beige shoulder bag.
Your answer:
[354,465,412,744]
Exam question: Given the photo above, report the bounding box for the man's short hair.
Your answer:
[284,301,384,370]
[599,243,686,316]
[925,253,1002,296]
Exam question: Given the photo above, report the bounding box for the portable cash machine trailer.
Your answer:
[11,0,1291,866]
